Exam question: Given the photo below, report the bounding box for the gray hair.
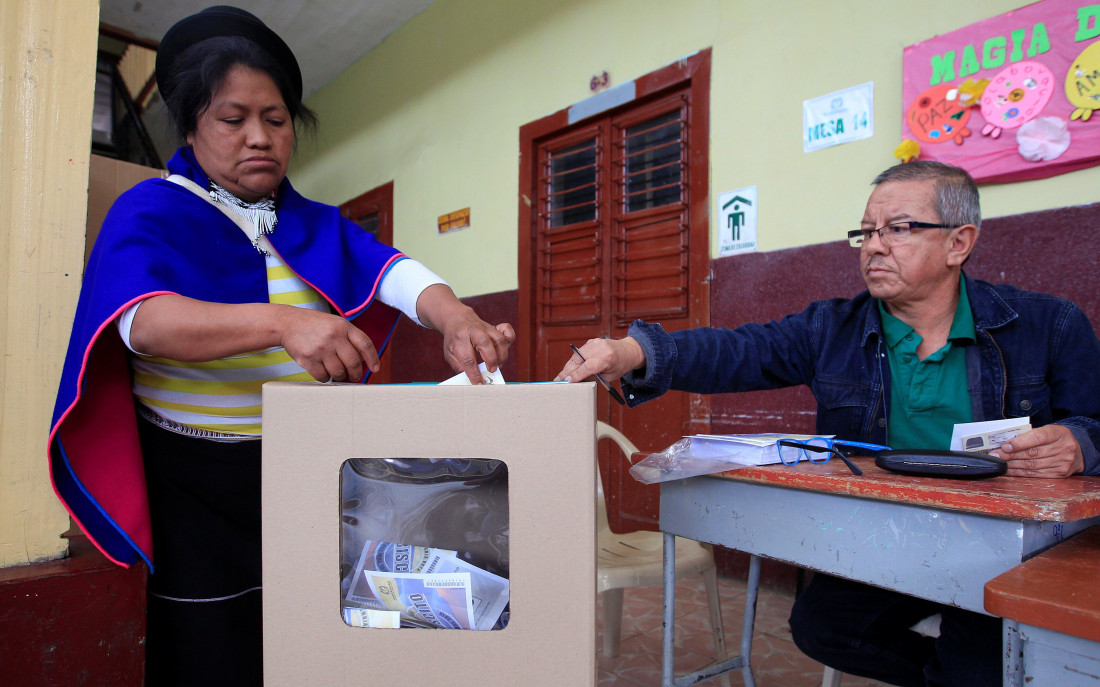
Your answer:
[872,161,981,229]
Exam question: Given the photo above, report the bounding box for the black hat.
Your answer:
[155,5,303,103]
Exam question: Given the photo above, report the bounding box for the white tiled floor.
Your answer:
[596,574,892,687]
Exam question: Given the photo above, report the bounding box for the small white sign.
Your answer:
[718,186,757,257]
[803,82,874,153]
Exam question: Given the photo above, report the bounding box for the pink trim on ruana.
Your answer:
[260,241,405,318]
[48,291,177,445]
[47,290,177,568]
[346,253,407,317]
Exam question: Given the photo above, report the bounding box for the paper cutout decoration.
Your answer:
[956,78,990,108]
[980,61,1055,139]
[906,83,972,145]
[894,139,921,163]
[1017,116,1071,161]
[901,0,1100,183]
[1066,40,1100,122]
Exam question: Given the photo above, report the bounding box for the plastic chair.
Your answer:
[822,666,843,687]
[595,422,730,684]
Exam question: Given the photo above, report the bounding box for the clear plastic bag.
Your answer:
[628,437,743,484]
[340,458,510,630]
[628,434,799,484]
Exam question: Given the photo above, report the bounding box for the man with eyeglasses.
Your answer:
[556,160,1100,686]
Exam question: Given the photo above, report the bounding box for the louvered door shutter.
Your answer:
[535,124,608,328]
[611,94,690,325]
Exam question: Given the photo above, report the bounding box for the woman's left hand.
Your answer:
[416,284,516,383]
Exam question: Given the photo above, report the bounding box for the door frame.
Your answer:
[340,180,394,246]
[517,50,713,532]
[517,49,711,407]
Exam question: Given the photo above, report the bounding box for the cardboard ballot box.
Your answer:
[262,382,597,686]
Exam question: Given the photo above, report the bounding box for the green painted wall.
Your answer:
[293,0,1100,298]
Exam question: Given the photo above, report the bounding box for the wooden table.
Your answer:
[657,458,1100,686]
[986,525,1100,685]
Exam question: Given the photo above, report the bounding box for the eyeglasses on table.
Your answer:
[775,438,891,476]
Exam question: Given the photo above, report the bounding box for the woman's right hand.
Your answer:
[130,295,380,383]
[275,306,379,383]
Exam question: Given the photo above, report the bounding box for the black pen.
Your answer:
[570,344,626,405]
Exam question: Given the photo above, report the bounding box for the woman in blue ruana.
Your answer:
[48,7,513,685]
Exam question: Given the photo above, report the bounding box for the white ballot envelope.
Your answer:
[438,361,506,386]
[950,417,1031,453]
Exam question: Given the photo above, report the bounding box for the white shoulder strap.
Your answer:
[167,174,274,254]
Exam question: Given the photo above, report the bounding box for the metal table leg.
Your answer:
[662,531,759,687]
[1003,619,1023,687]
[662,532,676,687]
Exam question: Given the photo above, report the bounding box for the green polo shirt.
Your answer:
[878,278,975,450]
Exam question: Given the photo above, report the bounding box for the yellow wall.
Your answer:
[294,0,1100,298]
[0,0,99,566]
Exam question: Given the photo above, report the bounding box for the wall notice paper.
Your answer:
[438,361,505,385]
[717,186,758,256]
[950,417,1032,453]
[629,433,831,484]
[803,81,874,153]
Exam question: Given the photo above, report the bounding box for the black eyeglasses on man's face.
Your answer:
[848,221,958,248]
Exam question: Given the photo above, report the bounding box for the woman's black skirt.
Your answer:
[138,416,264,687]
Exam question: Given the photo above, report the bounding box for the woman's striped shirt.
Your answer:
[130,253,325,437]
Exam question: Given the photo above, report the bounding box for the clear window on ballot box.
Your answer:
[339,457,510,631]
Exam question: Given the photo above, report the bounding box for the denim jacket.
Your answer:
[623,272,1100,475]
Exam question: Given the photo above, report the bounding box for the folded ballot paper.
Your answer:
[629,433,831,485]
[438,362,506,385]
[343,540,510,631]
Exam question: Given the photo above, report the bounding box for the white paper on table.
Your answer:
[687,433,831,466]
[629,433,836,484]
[438,362,506,386]
[950,417,1032,453]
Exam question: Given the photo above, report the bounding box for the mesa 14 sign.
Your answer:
[803,82,874,153]
[902,0,1100,183]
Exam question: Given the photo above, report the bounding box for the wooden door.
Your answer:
[519,51,711,532]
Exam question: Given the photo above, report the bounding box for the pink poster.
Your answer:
[902,0,1100,183]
